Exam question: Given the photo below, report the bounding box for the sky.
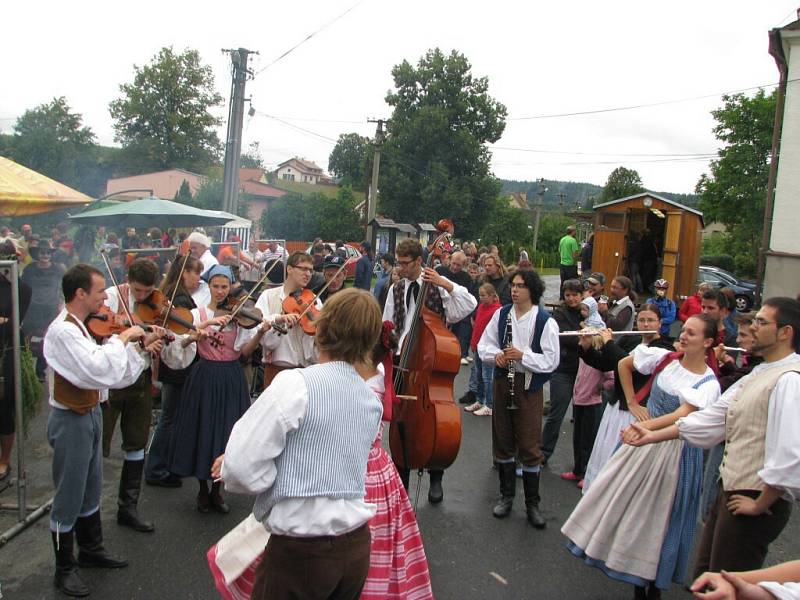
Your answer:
[1,0,797,195]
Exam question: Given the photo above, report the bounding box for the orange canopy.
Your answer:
[0,156,93,216]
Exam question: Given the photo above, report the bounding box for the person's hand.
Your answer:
[143,325,169,347]
[421,267,446,287]
[208,314,232,328]
[629,403,650,422]
[503,346,524,361]
[280,313,301,327]
[495,352,508,368]
[258,320,272,334]
[119,325,146,344]
[210,454,224,480]
[145,339,164,356]
[578,333,594,350]
[624,422,660,447]
[599,328,614,344]
[691,570,776,600]
[727,495,769,517]
[714,344,728,364]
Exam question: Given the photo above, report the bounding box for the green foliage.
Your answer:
[192,176,223,210]
[696,89,776,277]
[261,186,363,241]
[328,133,371,190]
[109,47,223,173]
[600,167,646,202]
[20,345,43,436]
[700,253,736,273]
[240,141,265,169]
[478,204,566,268]
[173,179,193,204]
[9,97,97,191]
[538,213,575,254]
[378,48,507,240]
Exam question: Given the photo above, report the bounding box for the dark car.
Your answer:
[697,265,757,312]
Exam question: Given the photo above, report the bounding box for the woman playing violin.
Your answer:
[254,251,321,389]
[169,264,270,514]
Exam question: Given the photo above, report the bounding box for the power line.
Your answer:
[507,80,795,121]
[255,0,367,75]
[492,155,714,167]
[491,145,716,158]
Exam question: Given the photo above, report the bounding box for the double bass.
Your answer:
[389,219,462,476]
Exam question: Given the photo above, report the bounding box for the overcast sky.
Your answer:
[1,0,796,194]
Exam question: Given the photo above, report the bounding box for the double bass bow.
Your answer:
[389,219,462,499]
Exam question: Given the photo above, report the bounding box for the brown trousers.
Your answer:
[692,485,792,580]
[102,369,152,456]
[492,373,544,467]
[251,523,371,600]
[263,364,292,391]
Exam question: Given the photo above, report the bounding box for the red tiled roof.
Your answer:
[240,180,287,198]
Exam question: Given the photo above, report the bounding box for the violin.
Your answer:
[86,305,174,344]
[216,294,264,329]
[281,288,320,336]
[136,289,224,346]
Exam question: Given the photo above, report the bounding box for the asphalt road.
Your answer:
[2,275,798,599]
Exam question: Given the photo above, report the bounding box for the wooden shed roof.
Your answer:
[592,192,704,226]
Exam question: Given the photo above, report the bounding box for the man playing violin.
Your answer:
[383,238,477,503]
[255,251,320,389]
[101,257,166,533]
[43,264,165,597]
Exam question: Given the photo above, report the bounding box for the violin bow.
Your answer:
[227,258,284,321]
[294,257,356,321]
[99,248,140,335]
[161,251,191,328]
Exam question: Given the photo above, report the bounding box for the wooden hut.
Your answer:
[591,192,704,301]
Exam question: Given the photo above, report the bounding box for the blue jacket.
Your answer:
[354,254,373,290]
[645,295,677,336]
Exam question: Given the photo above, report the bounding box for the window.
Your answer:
[600,212,625,231]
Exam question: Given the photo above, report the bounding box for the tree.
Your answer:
[696,89,776,276]
[173,179,193,204]
[378,48,507,240]
[10,97,96,190]
[328,133,370,189]
[109,47,223,173]
[193,176,223,210]
[600,167,646,202]
[240,141,265,169]
[261,186,362,241]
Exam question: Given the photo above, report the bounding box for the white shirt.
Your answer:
[221,368,376,536]
[261,245,287,263]
[632,345,720,409]
[255,286,318,367]
[199,249,218,276]
[382,275,477,353]
[105,286,152,368]
[677,352,800,501]
[191,280,211,309]
[43,309,146,410]
[240,250,265,283]
[477,306,561,386]
[760,581,800,600]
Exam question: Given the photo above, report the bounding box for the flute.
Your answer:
[558,330,659,337]
[722,346,746,353]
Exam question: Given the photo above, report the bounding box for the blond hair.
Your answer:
[315,288,382,364]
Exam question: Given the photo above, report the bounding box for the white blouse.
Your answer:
[632,345,720,409]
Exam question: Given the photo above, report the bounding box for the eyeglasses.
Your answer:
[752,317,776,328]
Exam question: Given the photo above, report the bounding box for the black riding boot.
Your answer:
[74,511,128,569]
[52,530,90,597]
[428,469,444,504]
[117,459,154,532]
[522,470,546,529]
[210,481,230,514]
[493,462,516,518]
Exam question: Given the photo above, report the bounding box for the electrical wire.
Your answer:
[255,0,367,75]
[507,80,795,121]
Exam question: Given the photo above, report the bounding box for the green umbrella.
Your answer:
[68,197,232,228]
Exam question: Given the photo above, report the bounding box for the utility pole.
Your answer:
[365,118,387,244]
[555,192,567,210]
[221,48,257,215]
[532,178,548,251]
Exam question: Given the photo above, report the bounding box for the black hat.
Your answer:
[323,254,346,269]
[361,240,371,251]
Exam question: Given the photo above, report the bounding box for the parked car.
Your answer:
[305,242,362,279]
[697,265,757,311]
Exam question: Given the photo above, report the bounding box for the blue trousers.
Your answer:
[47,405,103,532]
[145,381,182,481]
[541,371,577,460]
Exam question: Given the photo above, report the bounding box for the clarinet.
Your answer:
[505,312,518,410]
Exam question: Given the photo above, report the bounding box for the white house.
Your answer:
[763,16,800,299]
[275,157,327,185]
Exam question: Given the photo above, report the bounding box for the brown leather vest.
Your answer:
[52,314,101,415]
